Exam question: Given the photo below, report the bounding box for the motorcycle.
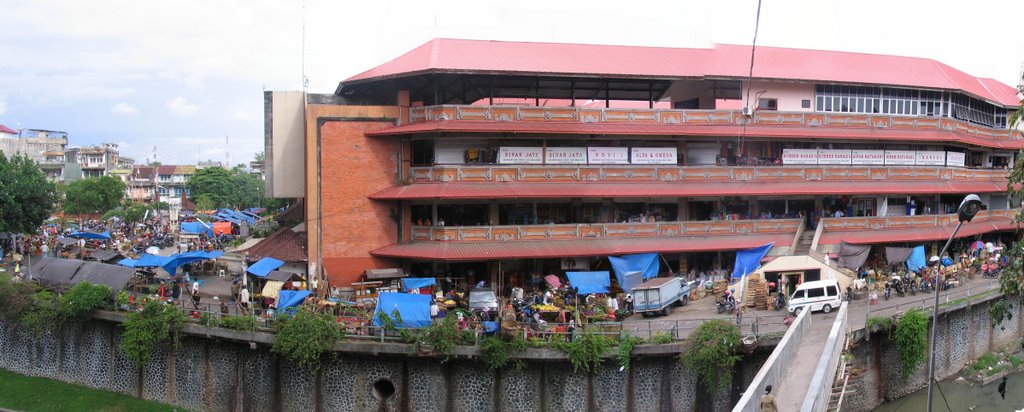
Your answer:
[884,283,892,300]
[773,293,786,311]
[906,277,916,296]
[716,299,736,314]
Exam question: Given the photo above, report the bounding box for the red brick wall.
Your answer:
[318,120,399,286]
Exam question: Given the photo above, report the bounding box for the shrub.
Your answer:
[893,308,929,380]
[866,316,895,335]
[21,291,65,335]
[480,335,528,370]
[649,332,674,345]
[271,308,343,371]
[617,336,645,371]
[0,275,38,323]
[218,315,256,331]
[120,301,188,368]
[421,315,460,363]
[61,281,112,321]
[555,327,614,373]
[679,319,742,394]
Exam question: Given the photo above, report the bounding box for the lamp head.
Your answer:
[957,194,982,223]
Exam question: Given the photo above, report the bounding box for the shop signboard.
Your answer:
[817,149,853,165]
[545,147,587,164]
[915,151,946,166]
[630,147,677,164]
[587,147,629,164]
[781,148,818,165]
[884,150,916,166]
[852,150,885,165]
[946,151,965,167]
[498,147,543,164]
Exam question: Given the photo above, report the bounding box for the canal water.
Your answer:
[874,373,1024,412]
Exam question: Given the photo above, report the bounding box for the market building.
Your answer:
[265,39,1022,289]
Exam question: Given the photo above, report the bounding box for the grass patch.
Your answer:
[0,368,179,412]
[973,352,999,371]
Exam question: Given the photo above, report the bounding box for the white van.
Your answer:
[788,279,841,315]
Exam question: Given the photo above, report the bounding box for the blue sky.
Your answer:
[2,0,1021,165]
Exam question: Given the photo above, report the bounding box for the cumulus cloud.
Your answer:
[110,102,138,115]
[166,97,199,115]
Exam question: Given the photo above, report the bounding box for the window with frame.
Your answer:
[757,98,778,111]
[826,285,839,297]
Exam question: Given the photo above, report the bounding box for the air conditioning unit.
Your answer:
[741,106,754,116]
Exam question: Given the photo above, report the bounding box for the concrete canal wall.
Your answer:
[0,314,771,412]
[842,294,1024,412]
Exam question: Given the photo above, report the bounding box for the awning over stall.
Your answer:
[372,292,432,328]
[247,257,284,277]
[565,271,611,295]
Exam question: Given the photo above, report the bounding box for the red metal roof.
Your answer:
[0,124,16,134]
[371,234,789,261]
[370,181,1006,201]
[366,121,1024,150]
[345,39,1020,106]
[818,219,1018,245]
[245,227,308,262]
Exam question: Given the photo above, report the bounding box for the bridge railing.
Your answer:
[732,306,811,412]
[801,302,849,412]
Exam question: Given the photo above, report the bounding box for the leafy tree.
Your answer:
[0,153,58,233]
[63,175,125,216]
[194,194,217,211]
[679,319,742,394]
[188,166,265,209]
[103,202,154,224]
[254,151,264,163]
[152,201,170,212]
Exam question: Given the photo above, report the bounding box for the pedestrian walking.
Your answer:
[191,280,201,305]
[760,385,778,412]
[735,306,744,327]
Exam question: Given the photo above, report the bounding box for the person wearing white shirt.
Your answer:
[239,287,250,311]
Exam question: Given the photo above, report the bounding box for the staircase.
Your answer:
[826,339,855,411]
[793,231,815,255]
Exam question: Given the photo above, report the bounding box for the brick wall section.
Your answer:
[318,120,399,286]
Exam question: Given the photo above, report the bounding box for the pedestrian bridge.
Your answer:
[733,302,849,412]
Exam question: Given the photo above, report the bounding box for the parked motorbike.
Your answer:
[884,283,892,300]
[716,299,736,314]
[773,293,786,311]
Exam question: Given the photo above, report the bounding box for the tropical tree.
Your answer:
[0,153,59,232]
[63,175,125,216]
[188,166,265,209]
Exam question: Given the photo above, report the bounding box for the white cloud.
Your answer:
[110,102,138,115]
[0,96,7,116]
[166,97,199,115]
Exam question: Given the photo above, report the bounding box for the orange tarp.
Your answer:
[213,221,233,236]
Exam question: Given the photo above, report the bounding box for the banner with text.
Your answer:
[818,149,853,165]
[781,148,818,165]
[545,147,587,164]
[587,147,629,164]
[915,151,946,166]
[884,150,916,166]
[852,150,885,165]
[946,152,965,168]
[630,147,677,164]
[498,147,543,164]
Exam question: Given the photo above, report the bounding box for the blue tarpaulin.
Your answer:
[907,246,927,271]
[402,278,436,292]
[565,271,611,295]
[277,290,312,315]
[180,222,213,236]
[373,292,433,328]
[609,253,659,289]
[67,231,111,240]
[942,257,954,266]
[247,257,284,277]
[117,253,170,268]
[732,243,774,280]
[159,251,223,276]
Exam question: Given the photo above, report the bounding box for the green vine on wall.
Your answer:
[120,300,188,369]
[616,336,645,371]
[892,308,929,380]
[480,335,528,370]
[271,308,343,371]
[679,320,742,394]
[554,327,614,373]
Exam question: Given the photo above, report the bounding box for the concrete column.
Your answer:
[431,203,438,225]
[678,198,688,221]
[489,201,499,225]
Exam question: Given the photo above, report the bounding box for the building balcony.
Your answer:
[371,165,1007,200]
[411,219,801,242]
[81,163,106,169]
[817,208,1020,247]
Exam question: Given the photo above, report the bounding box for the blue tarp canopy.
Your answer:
[907,246,927,271]
[402,278,436,292]
[373,292,432,328]
[609,253,659,290]
[247,257,284,277]
[117,253,170,268]
[159,251,223,276]
[277,290,312,315]
[180,222,213,236]
[216,209,256,224]
[67,230,111,240]
[732,243,774,280]
[565,271,611,295]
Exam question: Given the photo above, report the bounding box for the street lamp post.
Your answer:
[926,194,982,412]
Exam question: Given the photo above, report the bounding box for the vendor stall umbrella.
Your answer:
[926,194,982,412]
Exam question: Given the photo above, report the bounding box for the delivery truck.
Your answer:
[632,277,694,317]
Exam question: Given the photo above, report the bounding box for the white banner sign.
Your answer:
[781,148,818,165]
[946,151,965,167]
[884,150,916,166]
[852,150,885,165]
[587,147,629,164]
[545,147,587,164]
[915,151,946,166]
[630,147,677,164]
[817,149,853,165]
[498,147,543,164]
